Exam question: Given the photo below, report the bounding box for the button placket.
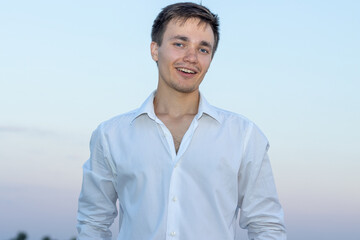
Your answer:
[156,114,200,240]
[155,118,177,160]
[166,159,181,239]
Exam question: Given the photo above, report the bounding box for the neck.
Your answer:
[154,87,200,118]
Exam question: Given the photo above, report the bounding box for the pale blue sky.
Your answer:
[1,0,359,239]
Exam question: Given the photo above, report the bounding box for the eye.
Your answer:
[174,42,184,47]
[199,48,209,54]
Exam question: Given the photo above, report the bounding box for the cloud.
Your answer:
[0,125,57,136]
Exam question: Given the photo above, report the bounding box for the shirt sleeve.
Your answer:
[77,124,118,240]
[238,123,287,240]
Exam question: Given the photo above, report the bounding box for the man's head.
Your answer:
[151,2,220,57]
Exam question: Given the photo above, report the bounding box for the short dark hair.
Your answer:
[151,2,220,56]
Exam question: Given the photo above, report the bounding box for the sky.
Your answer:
[0,0,359,239]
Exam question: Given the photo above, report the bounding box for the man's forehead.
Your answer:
[169,17,211,30]
[164,17,215,42]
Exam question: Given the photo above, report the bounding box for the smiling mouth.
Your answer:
[176,67,197,74]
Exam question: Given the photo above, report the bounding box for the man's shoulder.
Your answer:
[210,105,268,142]
[210,105,253,126]
[95,108,139,133]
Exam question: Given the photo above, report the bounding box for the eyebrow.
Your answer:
[170,35,213,50]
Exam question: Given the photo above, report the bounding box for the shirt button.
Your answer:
[174,163,179,168]
[170,231,176,236]
[172,196,177,202]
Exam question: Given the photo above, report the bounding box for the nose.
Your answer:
[183,47,198,63]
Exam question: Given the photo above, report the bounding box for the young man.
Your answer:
[77,2,286,240]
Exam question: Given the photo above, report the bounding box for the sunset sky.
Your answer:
[1,0,359,239]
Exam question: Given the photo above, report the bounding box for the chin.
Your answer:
[172,84,199,94]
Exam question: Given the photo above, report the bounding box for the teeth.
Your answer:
[177,68,195,74]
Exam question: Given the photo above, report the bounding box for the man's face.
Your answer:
[151,18,215,94]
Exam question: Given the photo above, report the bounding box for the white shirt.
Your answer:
[77,92,286,240]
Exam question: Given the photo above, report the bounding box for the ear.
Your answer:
[150,41,159,62]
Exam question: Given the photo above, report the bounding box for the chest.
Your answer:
[158,114,196,152]
[108,118,244,186]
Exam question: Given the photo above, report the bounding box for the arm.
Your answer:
[238,124,286,240]
[77,125,118,240]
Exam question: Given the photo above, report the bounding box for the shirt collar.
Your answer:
[196,93,221,123]
[131,91,221,124]
[131,91,157,123]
